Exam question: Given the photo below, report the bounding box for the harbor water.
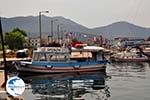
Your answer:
[1,62,150,100]
[107,62,150,100]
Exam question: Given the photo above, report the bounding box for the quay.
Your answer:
[0,70,5,91]
[0,57,31,69]
[0,57,31,62]
[0,70,7,100]
[0,71,24,100]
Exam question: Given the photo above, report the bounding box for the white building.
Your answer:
[28,38,40,47]
[24,34,49,48]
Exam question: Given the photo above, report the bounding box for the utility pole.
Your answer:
[0,17,7,87]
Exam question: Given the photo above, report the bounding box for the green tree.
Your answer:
[4,28,27,50]
[12,28,27,36]
[71,38,78,43]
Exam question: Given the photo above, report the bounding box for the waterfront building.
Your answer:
[24,34,49,48]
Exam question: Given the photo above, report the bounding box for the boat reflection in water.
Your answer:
[20,72,110,100]
[108,62,149,78]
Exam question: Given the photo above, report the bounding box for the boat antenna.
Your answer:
[0,16,8,87]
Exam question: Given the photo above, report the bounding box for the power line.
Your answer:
[133,0,143,22]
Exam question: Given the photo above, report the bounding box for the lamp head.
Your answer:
[40,11,49,13]
[45,11,49,13]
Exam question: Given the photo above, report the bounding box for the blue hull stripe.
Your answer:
[32,60,107,67]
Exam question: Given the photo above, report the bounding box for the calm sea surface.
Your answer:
[107,62,150,100]
[10,62,150,100]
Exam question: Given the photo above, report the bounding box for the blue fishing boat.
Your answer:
[15,46,107,74]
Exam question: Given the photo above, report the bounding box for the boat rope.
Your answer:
[134,46,150,58]
[7,62,16,73]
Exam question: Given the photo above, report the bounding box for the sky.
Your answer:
[0,0,150,28]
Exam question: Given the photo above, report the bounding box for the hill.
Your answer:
[1,16,150,39]
[91,21,150,38]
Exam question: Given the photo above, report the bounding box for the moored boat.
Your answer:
[15,46,108,75]
[110,48,150,62]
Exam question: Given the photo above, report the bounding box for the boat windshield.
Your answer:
[32,47,70,62]
[32,52,70,61]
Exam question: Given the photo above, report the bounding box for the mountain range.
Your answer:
[1,16,150,39]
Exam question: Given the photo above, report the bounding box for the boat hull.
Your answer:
[110,57,150,62]
[15,64,106,75]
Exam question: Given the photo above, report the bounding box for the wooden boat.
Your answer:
[15,46,107,74]
[110,48,150,62]
[110,56,149,62]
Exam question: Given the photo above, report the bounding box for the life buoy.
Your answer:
[45,65,53,69]
[73,65,81,69]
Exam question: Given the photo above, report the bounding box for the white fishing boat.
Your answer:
[110,48,150,62]
[15,46,107,74]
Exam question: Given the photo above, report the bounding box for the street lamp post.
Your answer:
[50,19,53,43]
[57,24,60,42]
[50,19,58,43]
[57,23,64,44]
[60,24,64,44]
[60,25,63,40]
[39,11,49,46]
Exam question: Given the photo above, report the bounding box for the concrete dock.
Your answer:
[0,70,5,91]
[0,70,23,100]
[0,70,7,100]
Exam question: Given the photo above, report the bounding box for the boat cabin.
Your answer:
[32,46,105,62]
[71,46,105,61]
[32,47,70,62]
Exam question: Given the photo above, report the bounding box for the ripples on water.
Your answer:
[5,62,150,100]
[107,62,150,78]
[21,72,111,100]
[107,62,150,100]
